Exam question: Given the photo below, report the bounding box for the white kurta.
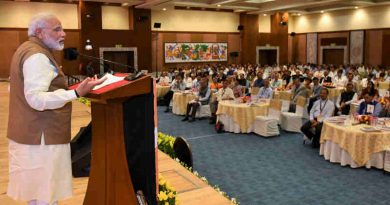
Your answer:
[8,53,77,204]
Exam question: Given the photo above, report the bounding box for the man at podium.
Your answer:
[7,13,105,205]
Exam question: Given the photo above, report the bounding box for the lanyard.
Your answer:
[320,100,328,113]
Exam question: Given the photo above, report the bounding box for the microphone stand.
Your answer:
[77,52,144,81]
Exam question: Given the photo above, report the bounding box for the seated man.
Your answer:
[164,75,186,112]
[158,71,170,85]
[289,75,310,112]
[336,82,358,115]
[182,78,211,122]
[307,77,322,113]
[209,78,235,124]
[357,92,382,117]
[301,89,334,148]
[257,79,273,99]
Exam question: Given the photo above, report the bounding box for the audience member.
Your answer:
[301,89,334,148]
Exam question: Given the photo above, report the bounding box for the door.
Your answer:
[323,49,344,65]
[103,51,135,73]
[258,49,277,66]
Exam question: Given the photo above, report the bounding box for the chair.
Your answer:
[173,137,193,168]
[253,99,282,137]
[378,82,389,97]
[280,96,308,133]
[280,91,291,112]
[195,92,214,118]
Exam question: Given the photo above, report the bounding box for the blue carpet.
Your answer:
[157,107,390,205]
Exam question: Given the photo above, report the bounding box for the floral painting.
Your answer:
[164,42,228,63]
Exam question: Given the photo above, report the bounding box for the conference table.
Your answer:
[327,87,345,102]
[320,117,390,169]
[216,100,269,133]
[172,92,196,115]
[156,84,171,98]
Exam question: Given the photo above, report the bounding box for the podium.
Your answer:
[83,75,157,205]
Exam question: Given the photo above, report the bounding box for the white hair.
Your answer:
[27,13,57,37]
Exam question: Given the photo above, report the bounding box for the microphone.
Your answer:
[63,48,145,81]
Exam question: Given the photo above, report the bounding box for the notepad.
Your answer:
[92,73,125,90]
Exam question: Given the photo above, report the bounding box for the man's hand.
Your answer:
[76,75,107,97]
[310,120,318,127]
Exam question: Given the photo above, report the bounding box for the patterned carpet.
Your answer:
[157,107,390,205]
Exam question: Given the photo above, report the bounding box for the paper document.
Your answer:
[93,73,125,90]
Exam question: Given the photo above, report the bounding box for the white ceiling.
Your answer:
[33,0,390,14]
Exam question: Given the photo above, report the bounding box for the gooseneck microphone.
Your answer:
[63,48,145,81]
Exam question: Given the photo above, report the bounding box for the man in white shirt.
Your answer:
[361,74,374,88]
[7,13,105,205]
[257,79,273,99]
[301,88,335,148]
[158,71,170,85]
[333,69,347,87]
[209,79,234,124]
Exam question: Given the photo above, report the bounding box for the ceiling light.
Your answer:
[298,13,301,16]
[162,8,167,11]
[355,6,359,9]
[121,3,129,6]
[217,4,221,7]
[321,10,324,13]
[263,14,267,16]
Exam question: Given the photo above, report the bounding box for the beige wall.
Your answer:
[102,6,129,30]
[290,5,390,33]
[0,1,79,29]
[151,10,240,32]
[258,15,271,33]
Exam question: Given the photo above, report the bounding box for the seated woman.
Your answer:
[359,81,379,100]
[209,74,222,92]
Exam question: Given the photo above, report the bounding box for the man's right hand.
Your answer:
[76,75,107,97]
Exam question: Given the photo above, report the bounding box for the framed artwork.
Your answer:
[164,42,228,63]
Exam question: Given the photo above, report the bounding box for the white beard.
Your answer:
[42,36,64,51]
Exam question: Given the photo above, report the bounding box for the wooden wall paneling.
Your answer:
[176,33,191,42]
[240,13,258,64]
[270,12,288,65]
[382,34,390,66]
[190,34,203,42]
[364,30,383,66]
[0,31,20,78]
[202,34,217,42]
[228,34,241,64]
[288,35,293,63]
[80,3,151,73]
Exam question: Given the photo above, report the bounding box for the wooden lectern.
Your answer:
[83,75,157,205]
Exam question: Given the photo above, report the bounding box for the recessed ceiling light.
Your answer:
[321,10,324,13]
[298,13,301,16]
[263,14,267,16]
[121,3,129,6]
[162,8,167,11]
[217,4,221,7]
[355,6,359,9]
